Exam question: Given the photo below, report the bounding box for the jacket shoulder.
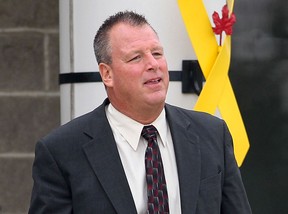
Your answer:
[165,103,224,126]
[40,102,107,148]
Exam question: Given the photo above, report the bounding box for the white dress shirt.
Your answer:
[105,104,182,214]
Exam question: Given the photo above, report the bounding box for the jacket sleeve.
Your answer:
[221,122,252,213]
[28,140,72,214]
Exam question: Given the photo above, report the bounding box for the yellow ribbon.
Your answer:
[178,0,249,166]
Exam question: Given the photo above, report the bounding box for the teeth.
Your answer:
[150,79,160,82]
[145,79,160,84]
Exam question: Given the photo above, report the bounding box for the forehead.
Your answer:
[108,23,160,48]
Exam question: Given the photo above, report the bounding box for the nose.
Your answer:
[145,53,159,71]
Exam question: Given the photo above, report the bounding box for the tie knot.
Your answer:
[141,125,158,141]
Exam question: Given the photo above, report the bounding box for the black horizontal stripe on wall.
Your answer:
[59,71,182,84]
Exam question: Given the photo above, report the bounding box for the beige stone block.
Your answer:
[0,96,60,153]
[0,32,45,91]
[0,0,59,28]
[0,157,34,213]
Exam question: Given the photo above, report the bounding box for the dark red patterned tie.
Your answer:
[141,125,169,214]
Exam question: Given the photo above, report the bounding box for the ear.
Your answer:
[99,63,113,87]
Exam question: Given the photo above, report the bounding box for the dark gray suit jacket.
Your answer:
[29,99,252,214]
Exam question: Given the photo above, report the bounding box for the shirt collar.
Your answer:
[106,104,168,151]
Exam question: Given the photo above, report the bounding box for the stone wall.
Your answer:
[0,1,60,213]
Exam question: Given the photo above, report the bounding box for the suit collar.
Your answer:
[82,99,137,214]
[165,104,201,214]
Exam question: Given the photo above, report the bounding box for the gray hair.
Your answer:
[93,11,156,64]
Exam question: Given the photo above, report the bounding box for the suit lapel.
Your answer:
[166,105,201,214]
[80,101,201,214]
[82,101,137,214]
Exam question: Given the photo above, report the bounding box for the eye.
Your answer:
[128,55,141,62]
[152,51,163,58]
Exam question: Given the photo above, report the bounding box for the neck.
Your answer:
[110,101,164,125]
[132,107,164,125]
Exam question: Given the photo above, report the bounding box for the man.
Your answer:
[29,11,252,214]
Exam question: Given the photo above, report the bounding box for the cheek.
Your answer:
[160,62,169,81]
[159,58,168,71]
[113,67,142,89]
[121,64,143,80]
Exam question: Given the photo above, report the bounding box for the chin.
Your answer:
[146,96,166,106]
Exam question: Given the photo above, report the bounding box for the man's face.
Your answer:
[102,23,169,113]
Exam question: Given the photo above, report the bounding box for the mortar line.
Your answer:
[0,153,35,158]
[0,27,58,34]
[0,91,60,97]
[44,34,50,91]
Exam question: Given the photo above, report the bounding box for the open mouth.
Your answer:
[144,78,161,84]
